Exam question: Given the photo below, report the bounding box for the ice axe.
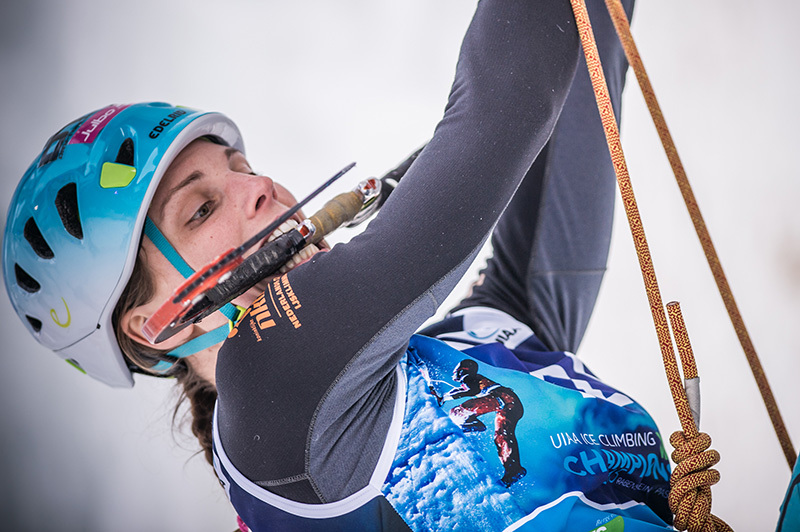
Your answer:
[143,146,424,345]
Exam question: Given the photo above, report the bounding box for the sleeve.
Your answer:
[216,0,582,504]
[454,0,635,354]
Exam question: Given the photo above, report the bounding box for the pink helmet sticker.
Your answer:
[69,104,131,145]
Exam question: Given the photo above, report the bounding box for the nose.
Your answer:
[237,174,276,219]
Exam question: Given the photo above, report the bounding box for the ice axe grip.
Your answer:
[307,190,365,244]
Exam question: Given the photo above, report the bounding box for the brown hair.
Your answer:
[112,247,217,465]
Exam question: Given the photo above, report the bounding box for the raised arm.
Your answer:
[216,0,582,504]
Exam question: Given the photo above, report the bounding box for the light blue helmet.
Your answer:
[2,102,244,387]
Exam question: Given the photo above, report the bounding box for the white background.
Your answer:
[1,0,798,530]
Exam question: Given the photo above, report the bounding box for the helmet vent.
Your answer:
[115,138,135,166]
[55,183,83,240]
[14,264,41,293]
[26,316,42,333]
[23,218,54,259]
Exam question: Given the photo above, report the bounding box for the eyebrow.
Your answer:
[157,147,239,221]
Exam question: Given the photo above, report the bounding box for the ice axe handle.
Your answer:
[307,189,365,244]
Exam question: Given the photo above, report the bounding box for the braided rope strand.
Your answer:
[603,0,795,469]
[667,302,699,382]
[568,1,732,528]
[568,0,686,438]
[669,432,731,532]
[667,302,702,430]
[664,305,731,531]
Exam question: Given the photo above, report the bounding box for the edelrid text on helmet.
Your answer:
[149,109,188,139]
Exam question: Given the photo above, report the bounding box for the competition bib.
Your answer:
[382,331,672,532]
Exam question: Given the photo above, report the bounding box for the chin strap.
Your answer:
[144,217,244,373]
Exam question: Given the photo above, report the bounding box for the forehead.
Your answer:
[160,139,224,186]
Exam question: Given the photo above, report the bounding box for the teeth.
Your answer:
[278,244,320,274]
[298,244,317,261]
[267,219,299,242]
[261,219,319,275]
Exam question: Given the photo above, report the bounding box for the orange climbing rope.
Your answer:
[666,302,732,532]
[604,0,795,472]
[568,0,736,529]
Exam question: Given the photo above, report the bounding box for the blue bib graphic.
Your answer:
[382,334,672,531]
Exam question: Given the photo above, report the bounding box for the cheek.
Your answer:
[176,215,245,269]
[274,183,298,206]
[200,216,243,252]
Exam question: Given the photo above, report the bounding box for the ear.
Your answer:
[120,301,198,353]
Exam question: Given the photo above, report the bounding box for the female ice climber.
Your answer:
[3,0,678,530]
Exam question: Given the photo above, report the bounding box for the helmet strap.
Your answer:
[143,216,195,278]
[143,217,243,372]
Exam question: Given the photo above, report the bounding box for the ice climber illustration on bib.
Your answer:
[443,358,526,487]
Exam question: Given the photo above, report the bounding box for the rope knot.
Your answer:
[668,431,732,532]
